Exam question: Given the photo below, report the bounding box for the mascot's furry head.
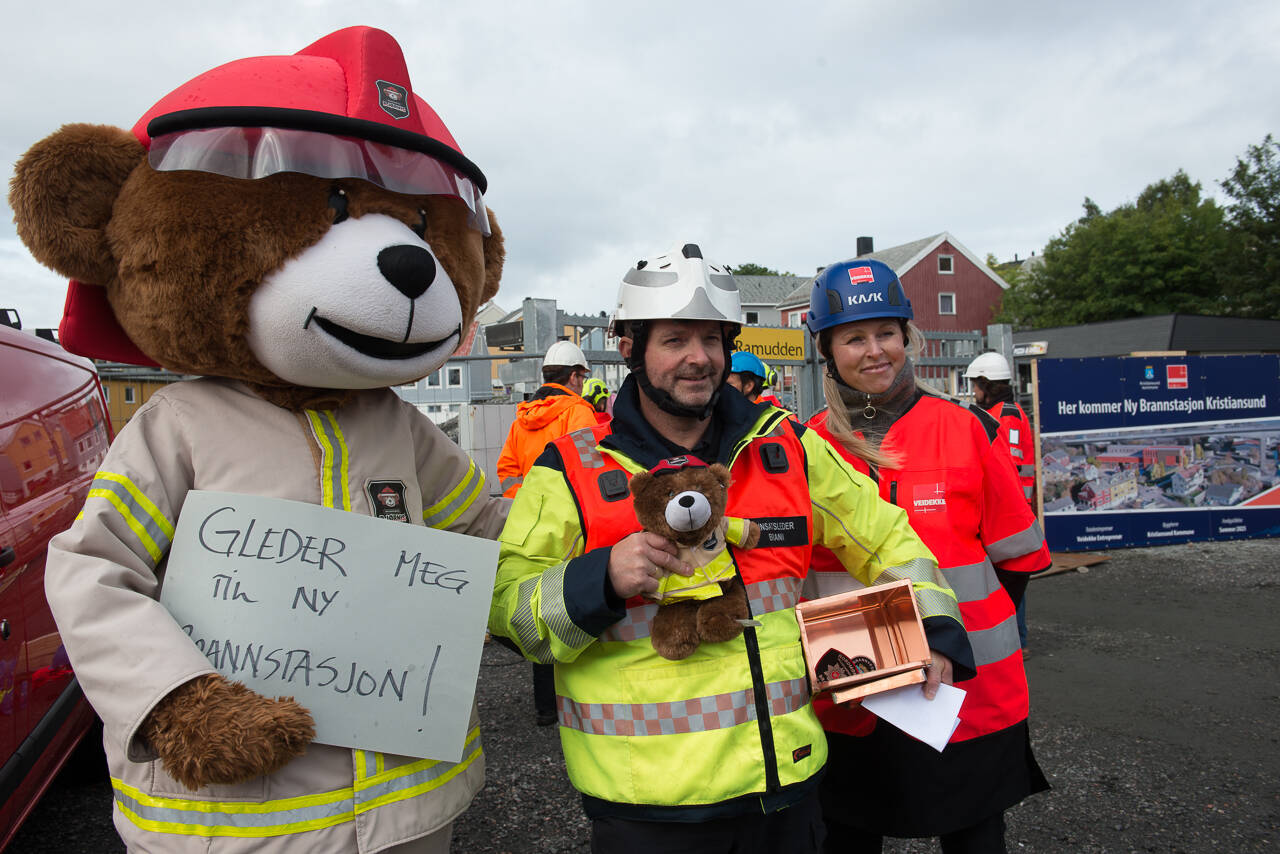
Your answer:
[10,25,503,410]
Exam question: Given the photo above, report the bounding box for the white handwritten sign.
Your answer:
[159,490,499,762]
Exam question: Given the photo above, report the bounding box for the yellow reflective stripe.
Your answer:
[305,410,351,511]
[375,753,386,775]
[94,472,176,539]
[112,777,353,838]
[423,458,485,529]
[424,458,477,518]
[354,727,483,814]
[88,488,165,563]
[355,750,370,780]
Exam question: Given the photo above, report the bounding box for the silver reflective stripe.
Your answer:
[968,614,1022,667]
[1018,464,1036,478]
[510,575,554,663]
[568,429,604,469]
[802,570,863,599]
[88,474,173,563]
[622,268,679,287]
[305,410,351,511]
[113,780,354,835]
[944,558,1001,604]
[354,732,482,810]
[500,476,523,493]
[600,577,802,642]
[986,520,1045,563]
[1023,485,1034,499]
[540,561,595,649]
[422,460,484,528]
[559,677,809,735]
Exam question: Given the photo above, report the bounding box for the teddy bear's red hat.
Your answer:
[59,26,484,365]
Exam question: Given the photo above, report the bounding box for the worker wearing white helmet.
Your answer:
[489,242,957,851]
[965,350,1037,652]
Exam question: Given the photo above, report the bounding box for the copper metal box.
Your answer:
[796,578,930,703]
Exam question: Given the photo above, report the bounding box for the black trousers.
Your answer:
[823,810,1006,854]
[591,792,825,854]
[532,662,556,716]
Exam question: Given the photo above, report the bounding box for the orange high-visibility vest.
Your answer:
[987,400,1036,511]
[806,396,1050,742]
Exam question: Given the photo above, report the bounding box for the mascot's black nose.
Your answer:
[377,245,437,300]
[678,495,696,508]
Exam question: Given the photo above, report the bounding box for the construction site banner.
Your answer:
[1035,354,1280,551]
[732,326,807,365]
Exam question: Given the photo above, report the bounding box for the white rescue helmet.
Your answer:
[543,340,589,371]
[611,242,743,333]
[964,351,1012,381]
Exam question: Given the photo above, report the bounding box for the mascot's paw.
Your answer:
[651,600,701,661]
[697,577,750,644]
[141,674,315,790]
[741,521,762,550]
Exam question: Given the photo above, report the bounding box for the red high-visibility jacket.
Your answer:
[806,394,1050,742]
[987,399,1036,511]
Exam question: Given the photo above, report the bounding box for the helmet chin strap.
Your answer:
[626,323,735,422]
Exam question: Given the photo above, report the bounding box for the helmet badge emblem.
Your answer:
[376,80,410,119]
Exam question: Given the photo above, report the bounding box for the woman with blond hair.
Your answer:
[803,258,1050,853]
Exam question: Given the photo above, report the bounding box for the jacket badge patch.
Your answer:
[912,482,948,513]
[367,480,409,522]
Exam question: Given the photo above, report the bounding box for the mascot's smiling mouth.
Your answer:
[312,315,461,360]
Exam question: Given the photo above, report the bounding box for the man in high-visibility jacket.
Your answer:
[497,339,598,725]
[488,242,974,852]
[965,350,1036,648]
[582,376,612,424]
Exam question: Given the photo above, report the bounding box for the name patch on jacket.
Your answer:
[750,516,808,547]
[366,480,409,522]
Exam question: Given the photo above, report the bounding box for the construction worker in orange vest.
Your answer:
[966,350,1037,650]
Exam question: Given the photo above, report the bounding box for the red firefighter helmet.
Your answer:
[60,26,487,365]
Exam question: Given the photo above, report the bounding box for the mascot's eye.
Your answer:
[329,188,349,225]
[412,208,428,239]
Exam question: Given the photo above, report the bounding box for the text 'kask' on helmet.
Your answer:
[804,258,912,337]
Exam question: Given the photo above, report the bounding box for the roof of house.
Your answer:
[734,275,811,307]
[777,231,1007,308]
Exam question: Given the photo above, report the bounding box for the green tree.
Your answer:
[1219,134,1280,318]
[730,262,794,276]
[997,173,1230,328]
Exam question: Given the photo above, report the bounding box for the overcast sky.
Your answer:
[3,0,1278,330]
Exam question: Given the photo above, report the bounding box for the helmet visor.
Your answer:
[148,127,489,235]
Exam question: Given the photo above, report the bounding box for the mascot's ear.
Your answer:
[9,123,145,286]
[481,208,506,305]
[709,463,732,492]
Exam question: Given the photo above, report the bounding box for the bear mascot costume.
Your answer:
[9,27,508,853]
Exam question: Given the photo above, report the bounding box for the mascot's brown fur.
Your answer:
[10,83,503,796]
[628,461,760,660]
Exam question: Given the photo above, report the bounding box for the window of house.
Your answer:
[124,386,136,404]
[103,386,110,403]
[939,292,956,315]
[788,310,807,328]
[745,311,759,324]
[938,254,955,274]
[427,371,441,387]
[427,405,442,414]
[446,367,462,387]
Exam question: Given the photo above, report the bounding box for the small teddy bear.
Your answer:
[627,456,761,660]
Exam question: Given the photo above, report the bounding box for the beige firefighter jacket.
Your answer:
[46,378,509,853]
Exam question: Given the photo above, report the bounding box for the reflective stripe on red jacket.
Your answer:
[988,400,1036,510]
[806,395,1050,742]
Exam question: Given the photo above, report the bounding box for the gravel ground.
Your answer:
[455,538,1280,853]
[15,538,1279,852]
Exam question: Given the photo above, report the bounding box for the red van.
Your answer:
[0,317,112,849]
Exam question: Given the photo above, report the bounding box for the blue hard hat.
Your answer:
[804,259,912,336]
[729,350,768,380]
